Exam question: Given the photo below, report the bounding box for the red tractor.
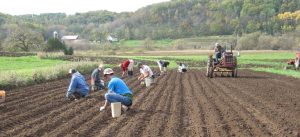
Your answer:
[285,52,300,70]
[206,46,238,78]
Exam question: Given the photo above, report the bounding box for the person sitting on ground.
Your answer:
[156,60,169,74]
[120,59,134,77]
[99,68,133,112]
[66,69,89,100]
[91,64,105,91]
[178,63,187,73]
[137,62,154,87]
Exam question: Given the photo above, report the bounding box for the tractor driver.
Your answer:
[214,43,224,63]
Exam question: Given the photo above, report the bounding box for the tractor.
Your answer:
[206,45,238,78]
[284,52,300,70]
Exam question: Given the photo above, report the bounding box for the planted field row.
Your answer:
[0,69,299,137]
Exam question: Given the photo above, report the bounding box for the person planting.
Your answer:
[100,68,133,112]
[66,69,89,101]
[156,60,169,75]
[178,62,187,73]
[91,64,105,91]
[120,59,134,77]
[137,62,154,87]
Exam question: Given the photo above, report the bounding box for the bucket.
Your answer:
[111,102,121,118]
[145,77,152,87]
[0,90,5,103]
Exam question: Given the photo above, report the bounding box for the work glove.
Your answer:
[91,85,96,92]
[100,106,105,112]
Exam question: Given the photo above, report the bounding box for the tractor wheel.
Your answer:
[206,56,214,77]
[209,67,214,78]
[295,58,300,70]
[206,66,209,77]
[232,68,238,77]
[206,66,214,78]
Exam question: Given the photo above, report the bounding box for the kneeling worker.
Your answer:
[91,64,105,91]
[100,68,133,112]
[66,69,89,100]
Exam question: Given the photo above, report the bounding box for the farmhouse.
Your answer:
[107,35,118,43]
[61,35,79,41]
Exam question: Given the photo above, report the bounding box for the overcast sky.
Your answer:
[0,0,170,15]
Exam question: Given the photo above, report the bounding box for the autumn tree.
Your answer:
[5,25,43,52]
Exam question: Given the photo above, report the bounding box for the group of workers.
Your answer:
[66,65,133,112]
[65,43,225,114]
[65,59,188,113]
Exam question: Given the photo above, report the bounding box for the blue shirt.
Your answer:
[107,77,132,95]
[66,72,89,98]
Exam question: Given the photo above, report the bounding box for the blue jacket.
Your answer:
[66,72,89,98]
[107,77,132,95]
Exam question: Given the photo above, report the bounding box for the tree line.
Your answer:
[0,0,300,52]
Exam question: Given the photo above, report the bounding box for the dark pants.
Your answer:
[128,70,133,76]
[95,81,105,90]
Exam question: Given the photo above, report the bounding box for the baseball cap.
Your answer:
[69,69,76,74]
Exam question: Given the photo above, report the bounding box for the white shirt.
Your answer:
[140,65,153,77]
[179,64,187,70]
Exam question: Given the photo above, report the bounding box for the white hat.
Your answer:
[103,68,114,75]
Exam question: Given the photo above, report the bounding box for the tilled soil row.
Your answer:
[0,69,299,137]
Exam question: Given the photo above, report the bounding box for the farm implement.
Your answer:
[284,52,300,70]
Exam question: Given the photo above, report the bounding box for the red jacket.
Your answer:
[122,60,130,71]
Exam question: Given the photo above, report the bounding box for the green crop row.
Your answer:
[117,51,300,78]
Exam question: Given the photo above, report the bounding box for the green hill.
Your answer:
[0,0,300,52]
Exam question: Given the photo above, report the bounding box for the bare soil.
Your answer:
[0,69,299,137]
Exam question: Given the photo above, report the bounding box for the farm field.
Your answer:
[0,56,68,74]
[0,56,99,89]
[110,36,235,48]
[1,69,299,137]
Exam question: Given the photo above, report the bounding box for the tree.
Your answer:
[63,47,74,55]
[5,26,43,52]
[43,38,66,52]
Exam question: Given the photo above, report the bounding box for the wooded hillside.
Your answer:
[0,0,300,51]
